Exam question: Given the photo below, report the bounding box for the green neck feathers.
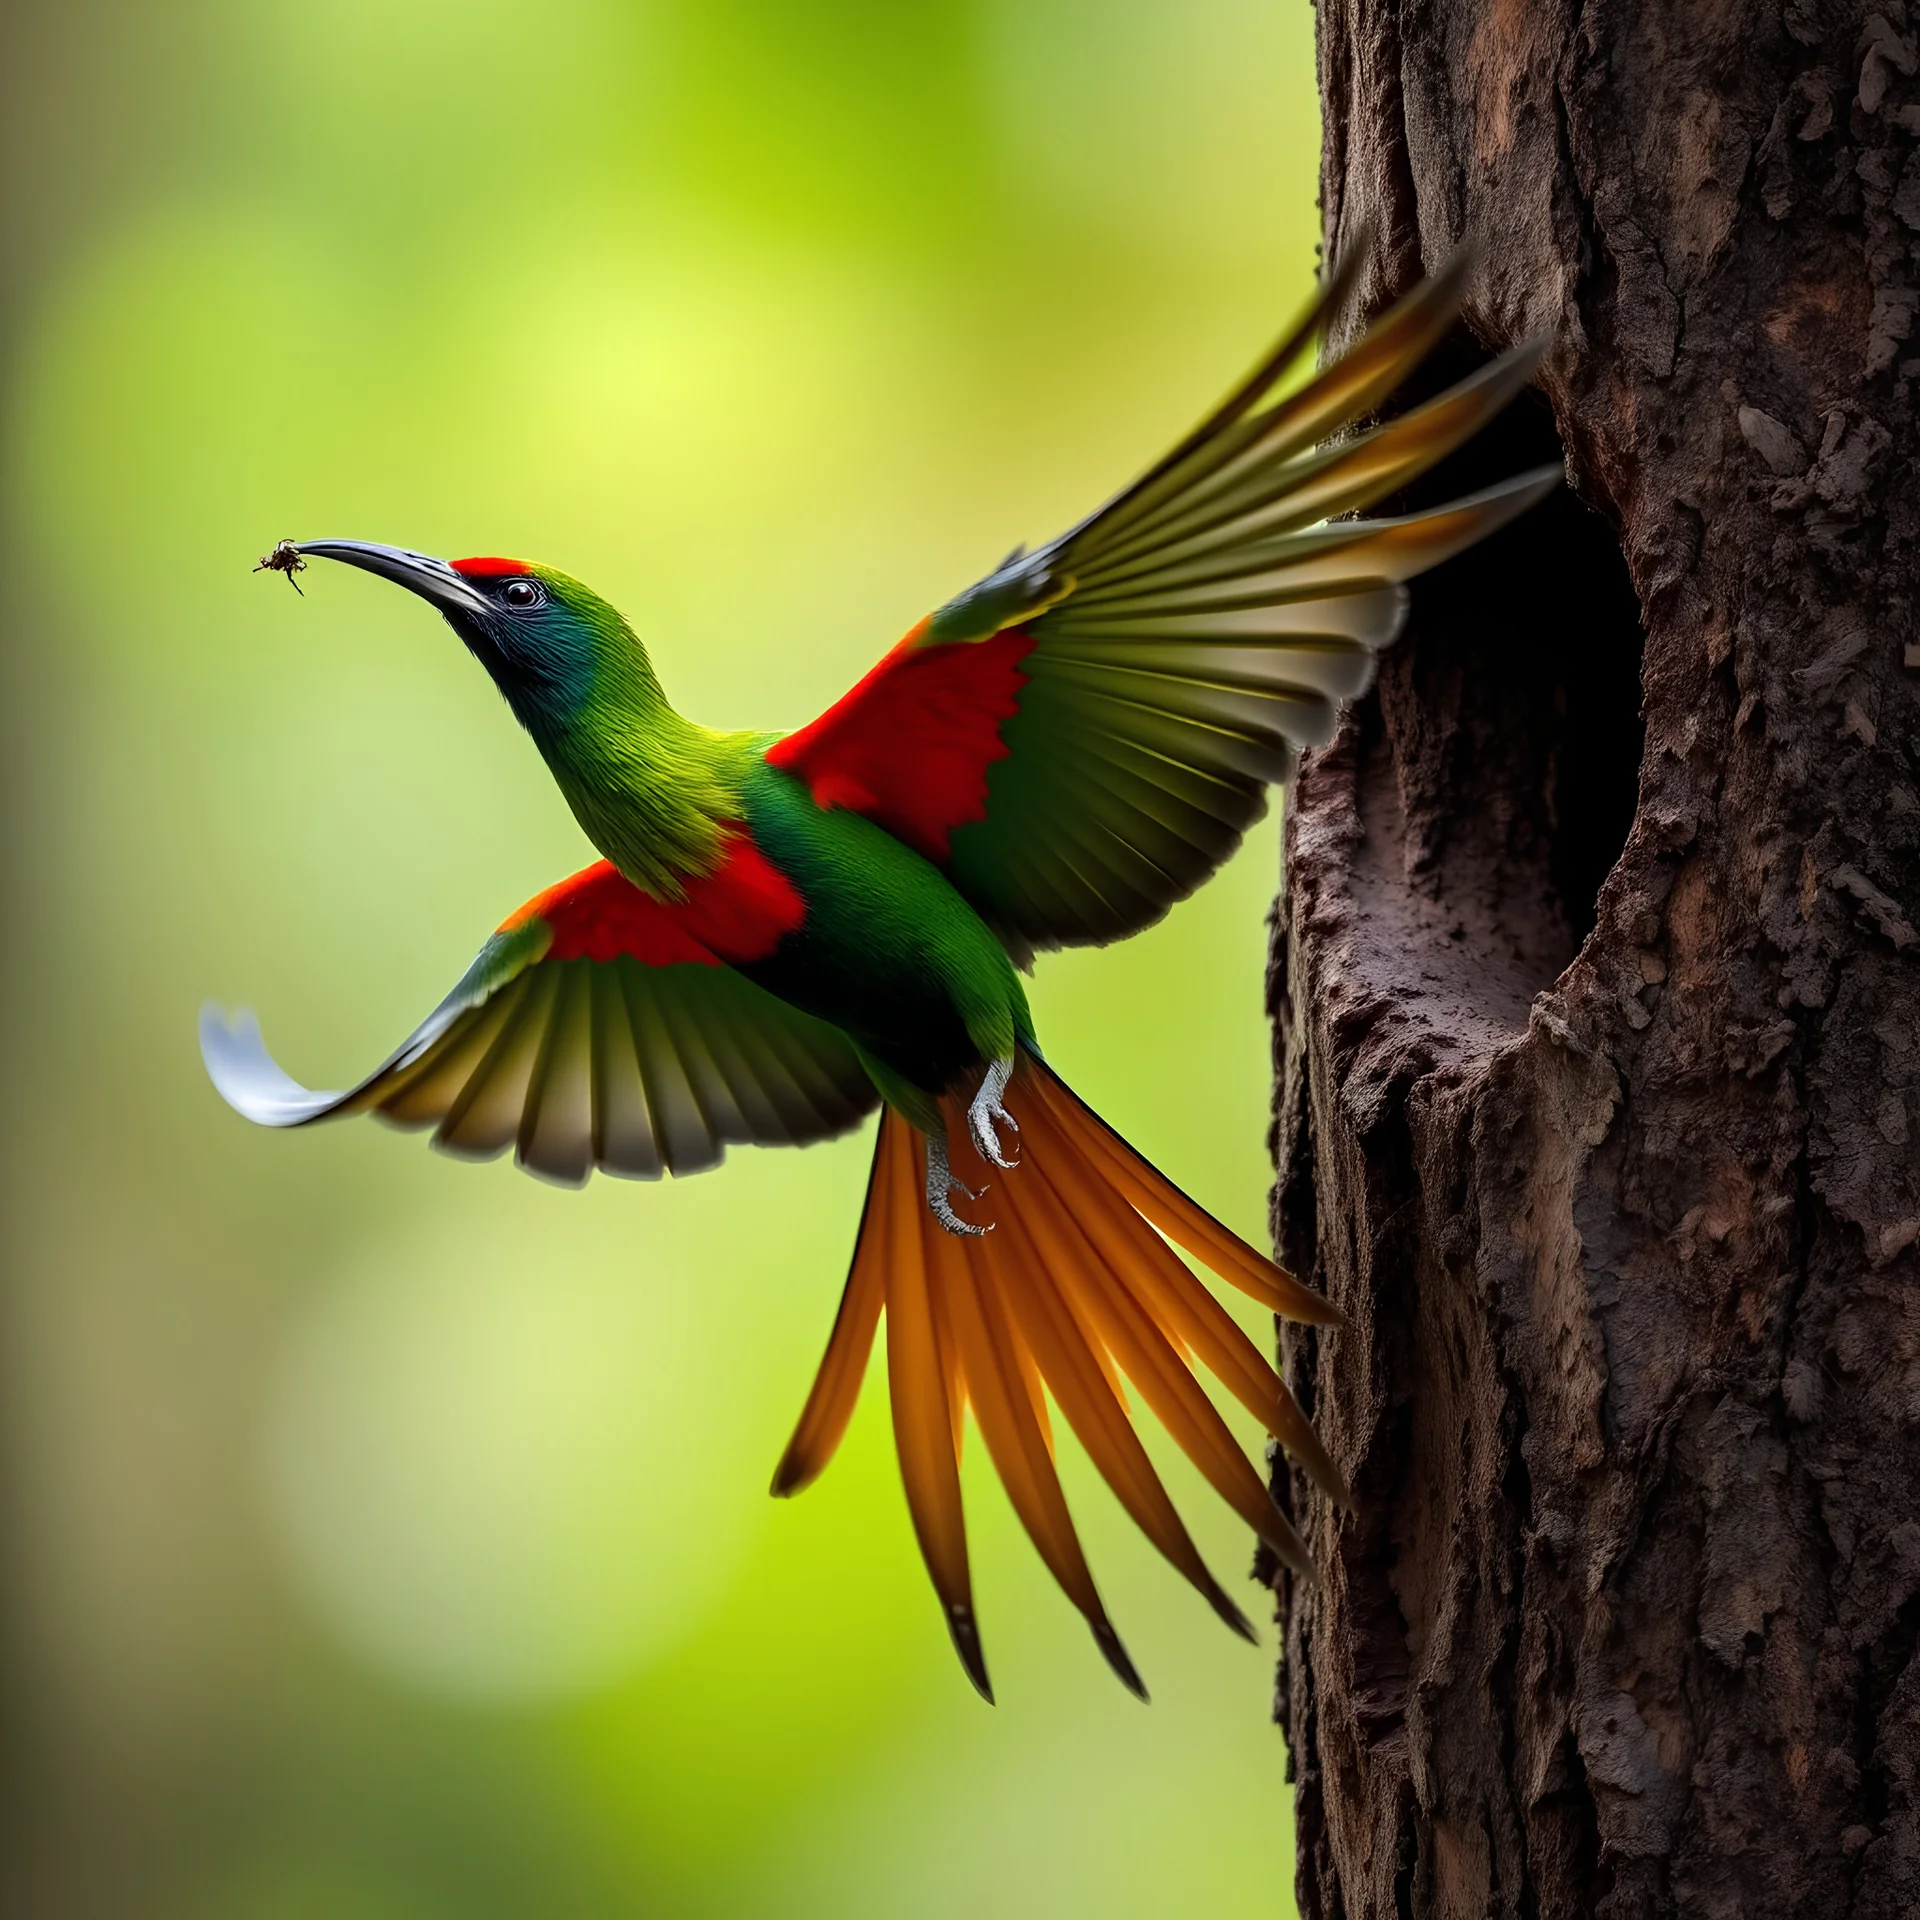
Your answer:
[493,570,750,899]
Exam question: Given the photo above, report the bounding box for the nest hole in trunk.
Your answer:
[1349,327,1646,1040]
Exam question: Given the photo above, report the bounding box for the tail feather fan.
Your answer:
[773,1050,1349,1697]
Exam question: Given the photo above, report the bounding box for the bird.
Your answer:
[203,245,1557,1702]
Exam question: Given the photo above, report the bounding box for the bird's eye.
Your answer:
[501,579,542,610]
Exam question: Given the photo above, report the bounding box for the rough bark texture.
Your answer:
[1268,5,1920,1917]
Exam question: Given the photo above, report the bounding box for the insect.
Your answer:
[254,539,307,594]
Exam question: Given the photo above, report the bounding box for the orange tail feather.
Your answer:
[771,1050,1346,1697]
[873,1110,989,1698]
[770,1130,891,1497]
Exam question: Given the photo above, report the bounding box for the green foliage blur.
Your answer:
[1,2,1320,1913]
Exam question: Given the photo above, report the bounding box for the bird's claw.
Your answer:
[967,1056,1020,1171]
[926,1133,990,1237]
[931,1188,989,1237]
[969,1106,1018,1170]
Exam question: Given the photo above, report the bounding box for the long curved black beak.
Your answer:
[292,540,494,617]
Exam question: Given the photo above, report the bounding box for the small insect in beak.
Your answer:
[255,539,307,595]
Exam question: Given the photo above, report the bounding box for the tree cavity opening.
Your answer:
[1356,326,1645,1018]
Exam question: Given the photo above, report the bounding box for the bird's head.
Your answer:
[285,540,651,742]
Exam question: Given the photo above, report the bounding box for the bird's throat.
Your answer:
[541,704,751,901]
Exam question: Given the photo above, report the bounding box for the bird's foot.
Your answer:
[926,1133,989,1237]
[967,1056,1019,1170]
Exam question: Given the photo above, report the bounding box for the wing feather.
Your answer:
[376,992,526,1130]
[771,248,1559,955]
[1006,744,1208,881]
[202,861,879,1183]
[695,985,806,1143]
[1065,248,1467,560]
[662,973,758,1142]
[1080,339,1544,581]
[590,961,664,1177]
[436,965,559,1161]
[517,960,596,1184]
[619,962,725,1176]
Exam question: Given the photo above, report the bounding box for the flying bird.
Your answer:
[203,249,1556,1701]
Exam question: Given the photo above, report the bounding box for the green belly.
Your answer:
[735,760,1032,1096]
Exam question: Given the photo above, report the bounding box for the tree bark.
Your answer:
[1269,5,1920,1916]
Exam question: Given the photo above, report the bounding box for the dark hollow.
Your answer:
[1360,328,1645,997]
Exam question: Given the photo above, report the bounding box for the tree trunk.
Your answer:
[1268,4,1920,1916]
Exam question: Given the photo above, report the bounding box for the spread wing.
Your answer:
[201,856,878,1186]
[768,250,1561,958]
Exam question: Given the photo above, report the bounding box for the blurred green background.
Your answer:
[0,1,1320,1913]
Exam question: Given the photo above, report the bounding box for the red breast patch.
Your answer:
[504,833,805,967]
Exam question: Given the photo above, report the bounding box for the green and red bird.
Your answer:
[205,253,1555,1700]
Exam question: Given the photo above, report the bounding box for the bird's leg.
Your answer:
[925,1130,989,1237]
[967,1055,1019,1170]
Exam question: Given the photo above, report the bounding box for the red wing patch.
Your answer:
[766,622,1034,864]
[505,833,805,967]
